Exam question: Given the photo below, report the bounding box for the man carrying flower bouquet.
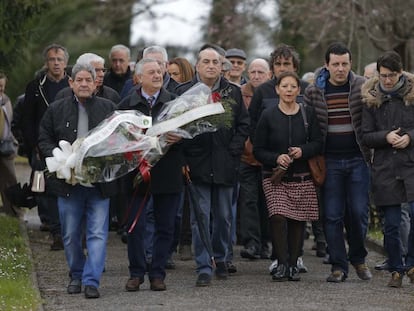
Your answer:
[176,47,249,287]
[118,58,184,291]
[38,63,117,299]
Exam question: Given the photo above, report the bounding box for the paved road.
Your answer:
[16,162,414,311]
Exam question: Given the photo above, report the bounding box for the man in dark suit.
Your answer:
[118,58,184,292]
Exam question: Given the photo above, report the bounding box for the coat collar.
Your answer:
[362,71,414,108]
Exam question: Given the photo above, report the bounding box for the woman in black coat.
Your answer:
[253,71,322,281]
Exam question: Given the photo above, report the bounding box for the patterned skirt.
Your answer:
[262,178,319,221]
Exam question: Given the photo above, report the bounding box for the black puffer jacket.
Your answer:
[176,77,249,186]
[38,95,117,197]
[362,72,414,205]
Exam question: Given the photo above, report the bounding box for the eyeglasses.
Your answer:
[47,57,65,63]
[230,60,245,66]
[379,72,398,80]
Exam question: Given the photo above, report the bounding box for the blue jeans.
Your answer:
[323,156,369,275]
[127,192,181,280]
[58,185,109,288]
[190,183,233,275]
[403,202,414,271]
[382,205,405,273]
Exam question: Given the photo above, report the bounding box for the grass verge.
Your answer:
[0,215,41,311]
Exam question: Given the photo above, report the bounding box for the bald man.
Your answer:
[239,58,272,260]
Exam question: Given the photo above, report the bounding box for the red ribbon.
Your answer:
[138,159,151,183]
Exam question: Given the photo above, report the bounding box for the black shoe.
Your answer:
[50,234,64,251]
[240,246,260,260]
[84,285,100,298]
[39,222,50,232]
[288,266,301,281]
[227,261,237,274]
[375,259,389,271]
[67,279,81,294]
[260,244,271,259]
[196,273,211,287]
[165,257,176,270]
[272,263,289,282]
[121,230,128,244]
[215,262,228,279]
[316,242,326,258]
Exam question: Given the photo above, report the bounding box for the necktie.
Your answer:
[147,96,154,106]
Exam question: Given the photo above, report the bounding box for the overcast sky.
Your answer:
[130,0,210,47]
[130,0,277,61]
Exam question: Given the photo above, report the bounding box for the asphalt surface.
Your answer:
[15,162,414,311]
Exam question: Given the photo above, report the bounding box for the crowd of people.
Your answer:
[1,40,414,299]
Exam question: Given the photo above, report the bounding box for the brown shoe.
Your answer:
[125,277,143,292]
[150,278,166,291]
[50,234,64,251]
[387,271,403,288]
[326,270,346,283]
[406,267,414,283]
[354,263,372,280]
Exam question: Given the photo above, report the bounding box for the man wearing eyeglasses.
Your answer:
[225,48,248,86]
[362,51,414,288]
[21,43,70,251]
[304,42,372,283]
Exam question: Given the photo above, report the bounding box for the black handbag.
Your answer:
[0,139,17,156]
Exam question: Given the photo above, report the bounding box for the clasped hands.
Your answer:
[277,147,302,167]
[386,128,411,149]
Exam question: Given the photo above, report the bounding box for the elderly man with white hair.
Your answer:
[56,53,120,104]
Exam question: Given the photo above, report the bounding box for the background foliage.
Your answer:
[1,0,413,102]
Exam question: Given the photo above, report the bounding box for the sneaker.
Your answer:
[272,263,289,282]
[268,259,278,275]
[196,273,211,287]
[406,267,414,283]
[354,263,372,280]
[374,259,389,271]
[388,271,403,288]
[296,257,308,273]
[323,254,331,264]
[326,270,346,283]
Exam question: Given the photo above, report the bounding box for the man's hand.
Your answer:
[386,128,410,149]
[392,134,410,149]
[165,132,182,144]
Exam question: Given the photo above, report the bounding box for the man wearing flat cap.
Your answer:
[225,48,247,86]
